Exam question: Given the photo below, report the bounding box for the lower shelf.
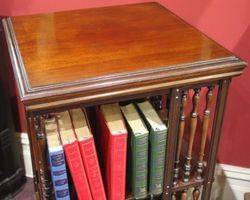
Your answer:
[173,177,204,192]
[126,193,162,200]
[125,176,204,199]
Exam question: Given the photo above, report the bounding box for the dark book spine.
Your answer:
[48,148,70,200]
[149,129,167,195]
[132,133,148,199]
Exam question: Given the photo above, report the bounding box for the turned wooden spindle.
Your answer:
[181,190,188,200]
[184,88,200,182]
[193,187,201,200]
[196,87,214,180]
[173,91,188,185]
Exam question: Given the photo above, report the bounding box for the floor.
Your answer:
[14,178,34,200]
[12,178,250,200]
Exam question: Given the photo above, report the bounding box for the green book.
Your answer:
[136,101,168,196]
[121,103,149,199]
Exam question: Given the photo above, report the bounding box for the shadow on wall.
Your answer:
[233,25,250,63]
[159,0,213,26]
[211,164,250,200]
[217,25,250,168]
[211,165,236,200]
[0,0,152,16]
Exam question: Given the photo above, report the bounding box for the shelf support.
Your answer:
[28,114,52,200]
[202,79,231,200]
[173,90,188,185]
[163,88,182,200]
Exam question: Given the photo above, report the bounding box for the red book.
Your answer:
[57,111,92,200]
[97,103,128,200]
[70,108,107,200]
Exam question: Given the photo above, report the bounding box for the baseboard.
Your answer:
[15,132,34,178]
[212,164,250,200]
[15,133,250,199]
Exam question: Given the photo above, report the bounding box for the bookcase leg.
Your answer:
[29,115,52,200]
[163,88,182,200]
[27,117,41,199]
[201,79,231,200]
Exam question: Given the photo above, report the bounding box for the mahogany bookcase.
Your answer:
[1,2,246,200]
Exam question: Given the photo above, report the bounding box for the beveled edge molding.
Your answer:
[2,18,28,100]
[2,17,246,110]
[26,71,242,111]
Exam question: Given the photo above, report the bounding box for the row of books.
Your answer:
[46,101,168,200]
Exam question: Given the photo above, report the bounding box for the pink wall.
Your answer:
[0,0,249,167]
[157,0,250,168]
[0,0,151,16]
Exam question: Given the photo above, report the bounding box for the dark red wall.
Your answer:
[158,0,250,168]
[0,0,249,167]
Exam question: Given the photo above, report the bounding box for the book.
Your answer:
[121,103,149,199]
[70,108,107,200]
[45,117,70,200]
[136,101,168,196]
[97,103,128,200]
[57,111,92,200]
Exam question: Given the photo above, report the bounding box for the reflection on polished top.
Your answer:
[11,2,232,88]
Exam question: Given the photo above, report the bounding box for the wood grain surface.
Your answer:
[1,2,245,110]
[11,2,233,87]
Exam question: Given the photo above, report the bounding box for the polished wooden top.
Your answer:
[11,2,231,88]
[2,2,245,110]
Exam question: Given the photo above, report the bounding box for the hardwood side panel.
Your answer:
[29,115,52,200]
[27,117,41,199]
[201,79,231,200]
[173,90,188,185]
[163,88,182,199]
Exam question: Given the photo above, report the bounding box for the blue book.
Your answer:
[45,118,70,200]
